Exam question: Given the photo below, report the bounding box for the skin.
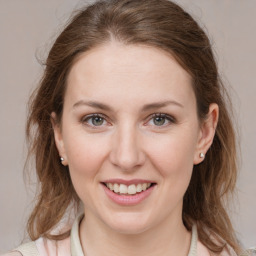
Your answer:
[52,41,218,256]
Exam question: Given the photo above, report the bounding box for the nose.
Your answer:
[109,124,146,171]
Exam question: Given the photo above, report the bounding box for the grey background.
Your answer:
[0,0,255,253]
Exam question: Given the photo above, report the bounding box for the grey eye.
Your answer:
[82,114,108,128]
[153,116,167,126]
[91,116,104,126]
[147,113,175,127]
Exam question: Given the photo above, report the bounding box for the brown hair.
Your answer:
[26,0,240,253]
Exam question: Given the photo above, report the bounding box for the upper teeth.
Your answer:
[106,183,151,195]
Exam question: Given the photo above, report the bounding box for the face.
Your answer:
[53,41,216,234]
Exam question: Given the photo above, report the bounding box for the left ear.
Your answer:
[193,103,219,165]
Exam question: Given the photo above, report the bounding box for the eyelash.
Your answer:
[81,113,109,128]
[81,113,176,128]
[146,113,176,127]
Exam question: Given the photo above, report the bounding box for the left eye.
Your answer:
[148,114,174,126]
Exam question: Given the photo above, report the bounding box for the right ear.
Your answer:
[51,112,68,166]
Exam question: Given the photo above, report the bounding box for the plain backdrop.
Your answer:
[0,0,255,253]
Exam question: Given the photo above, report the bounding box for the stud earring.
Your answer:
[199,153,205,158]
[60,157,64,162]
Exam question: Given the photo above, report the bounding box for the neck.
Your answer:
[79,211,191,256]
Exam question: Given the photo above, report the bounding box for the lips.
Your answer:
[101,179,156,205]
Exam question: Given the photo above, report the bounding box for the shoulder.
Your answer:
[239,248,256,256]
[219,245,256,256]
[1,236,71,256]
[197,241,238,256]
[1,241,37,256]
[221,245,238,256]
[36,236,70,256]
[1,252,22,256]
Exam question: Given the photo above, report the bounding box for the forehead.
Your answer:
[66,41,195,108]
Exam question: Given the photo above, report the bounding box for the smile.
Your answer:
[104,182,153,195]
[101,180,156,206]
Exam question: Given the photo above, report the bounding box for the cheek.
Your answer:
[63,132,111,206]
[145,131,198,211]
[145,129,198,179]
[63,131,110,179]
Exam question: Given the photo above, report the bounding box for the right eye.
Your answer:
[82,114,108,128]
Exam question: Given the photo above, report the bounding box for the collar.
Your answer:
[71,214,84,256]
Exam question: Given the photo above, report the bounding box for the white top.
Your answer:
[2,215,238,256]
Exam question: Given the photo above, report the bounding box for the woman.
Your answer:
[3,0,250,255]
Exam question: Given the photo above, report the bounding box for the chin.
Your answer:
[103,212,153,235]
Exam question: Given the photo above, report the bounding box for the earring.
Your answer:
[199,153,205,158]
[60,157,64,162]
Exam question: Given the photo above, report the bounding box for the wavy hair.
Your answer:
[26,0,239,253]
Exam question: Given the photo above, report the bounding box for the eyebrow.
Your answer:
[141,100,184,111]
[72,100,184,111]
[73,100,113,111]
